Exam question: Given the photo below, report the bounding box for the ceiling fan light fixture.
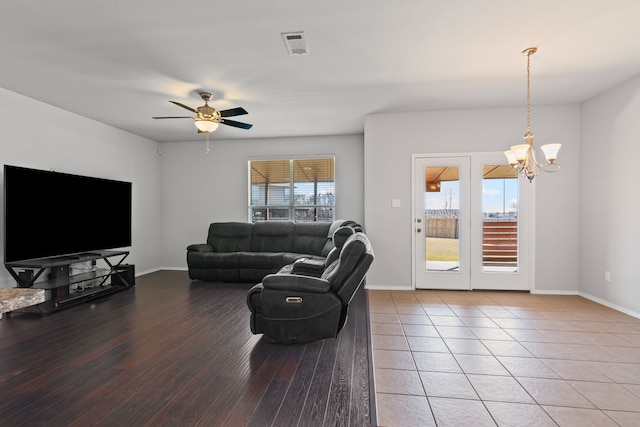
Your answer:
[194,120,219,132]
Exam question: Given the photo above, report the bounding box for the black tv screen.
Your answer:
[3,165,132,263]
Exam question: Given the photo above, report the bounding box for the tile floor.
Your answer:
[368,290,640,426]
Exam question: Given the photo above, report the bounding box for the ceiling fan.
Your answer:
[152,91,253,133]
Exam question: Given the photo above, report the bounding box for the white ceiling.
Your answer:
[2,0,640,143]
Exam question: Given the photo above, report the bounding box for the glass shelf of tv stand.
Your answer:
[28,268,112,290]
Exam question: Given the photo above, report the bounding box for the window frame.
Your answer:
[248,156,336,223]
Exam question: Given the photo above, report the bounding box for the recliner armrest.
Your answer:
[187,243,213,252]
[262,274,330,293]
[291,258,325,276]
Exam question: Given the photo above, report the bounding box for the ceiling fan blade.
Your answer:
[169,101,198,113]
[219,107,248,117]
[152,116,193,119]
[220,118,253,130]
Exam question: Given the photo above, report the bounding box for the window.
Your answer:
[249,157,335,222]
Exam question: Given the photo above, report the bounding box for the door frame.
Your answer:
[413,155,471,290]
[411,152,536,291]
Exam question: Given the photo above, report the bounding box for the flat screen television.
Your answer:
[3,165,132,264]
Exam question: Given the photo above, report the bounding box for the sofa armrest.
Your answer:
[291,258,326,277]
[262,274,330,293]
[187,243,213,252]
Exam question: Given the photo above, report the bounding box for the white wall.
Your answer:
[364,105,581,292]
[159,134,364,268]
[580,75,640,316]
[4,77,637,317]
[0,88,163,287]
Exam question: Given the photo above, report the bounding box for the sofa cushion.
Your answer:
[237,252,287,283]
[238,252,285,269]
[207,222,253,252]
[292,222,332,256]
[187,251,240,269]
[251,221,295,252]
[187,252,241,282]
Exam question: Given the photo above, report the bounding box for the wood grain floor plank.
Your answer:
[246,380,290,427]
[349,290,373,425]
[245,344,306,427]
[324,313,357,427]
[296,338,340,425]
[270,340,326,427]
[0,271,374,427]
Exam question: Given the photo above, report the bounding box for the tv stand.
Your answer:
[4,250,131,315]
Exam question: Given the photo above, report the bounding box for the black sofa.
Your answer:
[186,220,359,283]
[247,228,374,344]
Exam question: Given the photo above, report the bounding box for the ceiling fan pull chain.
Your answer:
[205,132,210,155]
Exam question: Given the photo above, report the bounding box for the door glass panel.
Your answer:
[424,166,460,272]
[482,165,519,272]
[415,154,529,291]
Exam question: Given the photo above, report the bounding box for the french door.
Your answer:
[413,153,531,291]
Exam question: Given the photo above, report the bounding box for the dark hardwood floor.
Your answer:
[0,271,375,427]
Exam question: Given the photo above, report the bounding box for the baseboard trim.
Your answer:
[365,284,413,291]
[364,285,584,294]
[136,267,188,277]
[530,289,580,296]
[136,268,158,277]
[579,291,640,320]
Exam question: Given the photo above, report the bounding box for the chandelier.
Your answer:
[504,47,561,182]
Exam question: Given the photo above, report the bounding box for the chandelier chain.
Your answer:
[526,51,531,133]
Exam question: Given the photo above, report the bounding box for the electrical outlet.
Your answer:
[605,271,611,282]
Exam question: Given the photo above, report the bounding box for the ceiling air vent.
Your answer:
[281,31,309,56]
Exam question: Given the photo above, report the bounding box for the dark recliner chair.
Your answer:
[247,230,374,344]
